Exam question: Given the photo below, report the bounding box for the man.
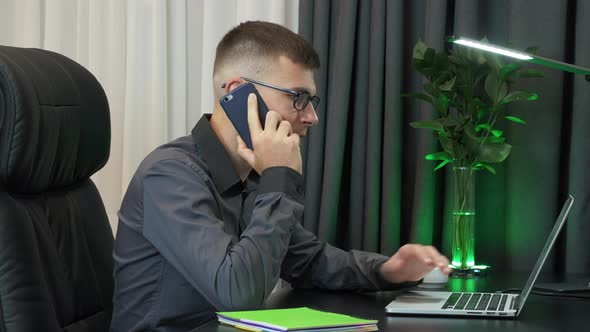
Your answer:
[111,21,451,331]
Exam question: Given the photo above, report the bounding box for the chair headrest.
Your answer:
[0,46,110,193]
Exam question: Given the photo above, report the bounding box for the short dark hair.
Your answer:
[213,21,320,75]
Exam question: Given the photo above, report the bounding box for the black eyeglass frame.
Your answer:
[227,77,320,112]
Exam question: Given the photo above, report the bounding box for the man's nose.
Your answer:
[302,103,319,126]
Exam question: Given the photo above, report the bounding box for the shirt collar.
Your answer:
[191,114,243,193]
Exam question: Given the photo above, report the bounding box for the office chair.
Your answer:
[0,46,114,331]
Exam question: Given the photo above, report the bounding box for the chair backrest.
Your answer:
[0,46,114,331]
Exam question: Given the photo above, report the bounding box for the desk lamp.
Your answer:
[449,36,590,292]
[448,36,590,81]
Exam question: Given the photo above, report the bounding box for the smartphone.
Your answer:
[219,82,269,150]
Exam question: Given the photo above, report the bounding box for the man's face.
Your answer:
[255,56,319,136]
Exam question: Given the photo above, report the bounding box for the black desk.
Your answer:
[195,274,590,332]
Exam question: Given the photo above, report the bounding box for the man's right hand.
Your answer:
[379,244,451,283]
[236,93,302,174]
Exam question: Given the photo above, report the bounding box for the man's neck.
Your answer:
[210,107,252,181]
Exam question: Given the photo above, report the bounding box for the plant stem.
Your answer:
[475,80,504,156]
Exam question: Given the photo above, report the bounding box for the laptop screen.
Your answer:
[516,195,574,315]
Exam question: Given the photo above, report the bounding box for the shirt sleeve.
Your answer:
[280,223,419,291]
[141,158,303,311]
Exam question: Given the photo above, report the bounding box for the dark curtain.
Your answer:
[298,0,590,276]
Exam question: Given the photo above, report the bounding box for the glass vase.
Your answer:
[450,164,475,272]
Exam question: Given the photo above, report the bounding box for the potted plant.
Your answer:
[407,39,544,274]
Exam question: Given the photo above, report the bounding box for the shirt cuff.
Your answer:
[258,167,303,200]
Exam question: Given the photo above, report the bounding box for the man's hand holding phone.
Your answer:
[236,93,302,175]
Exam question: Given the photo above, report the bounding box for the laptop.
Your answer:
[385,195,574,318]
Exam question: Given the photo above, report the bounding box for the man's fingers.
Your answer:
[247,94,263,135]
[264,111,282,133]
[236,135,255,167]
[424,246,444,263]
[415,245,437,267]
[276,120,293,137]
[290,133,301,146]
[425,246,450,267]
[439,256,452,274]
[423,246,451,274]
[380,244,453,283]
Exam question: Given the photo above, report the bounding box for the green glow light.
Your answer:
[448,277,477,292]
[471,265,490,269]
[451,260,475,268]
[452,212,475,216]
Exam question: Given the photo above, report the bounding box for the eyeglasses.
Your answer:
[239,77,320,112]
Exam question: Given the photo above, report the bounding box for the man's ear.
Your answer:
[223,77,244,94]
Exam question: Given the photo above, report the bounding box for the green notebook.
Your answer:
[217,307,378,332]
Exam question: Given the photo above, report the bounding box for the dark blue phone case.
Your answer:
[219,82,269,150]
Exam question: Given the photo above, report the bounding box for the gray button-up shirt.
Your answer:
[111,115,406,331]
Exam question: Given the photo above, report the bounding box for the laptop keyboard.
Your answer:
[442,293,509,311]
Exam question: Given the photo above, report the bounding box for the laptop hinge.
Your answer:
[512,295,521,311]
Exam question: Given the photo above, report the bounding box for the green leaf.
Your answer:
[439,76,456,91]
[424,83,437,96]
[449,55,467,66]
[474,50,486,65]
[486,136,506,143]
[434,52,449,69]
[425,151,453,161]
[483,52,503,72]
[424,48,435,65]
[491,104,506,112]
[475,123,491,132]
[434,160,451,171]
[434,72,452,86]
[413,40,427,60]
[491,129,503,137]
[472,97,484,107]
[501,91,539,104]
[505,116,527,124]
[484,73,498,101]
[477,108,489,120]
[410,120,444,133]
[473,162,497,175]
[458,116,470,127]
[413,59,427,73]
[484,72,508,103]
[438,135,454,154]
[477,143,512,163]
[442,117,460,127]
[499,62,522,80]
[402,92,433,104]
[519,68,544,78]
[422,67,437,77]
[454,42,469,59]
[464,122,479,140]
[524,46,539,54]
[438,94,450,116]
[464,133,480,155]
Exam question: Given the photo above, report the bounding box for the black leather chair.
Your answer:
[0,46,114,331]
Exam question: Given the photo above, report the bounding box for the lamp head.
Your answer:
[448,36,590,82]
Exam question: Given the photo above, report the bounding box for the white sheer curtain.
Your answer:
[0,0,299,233]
